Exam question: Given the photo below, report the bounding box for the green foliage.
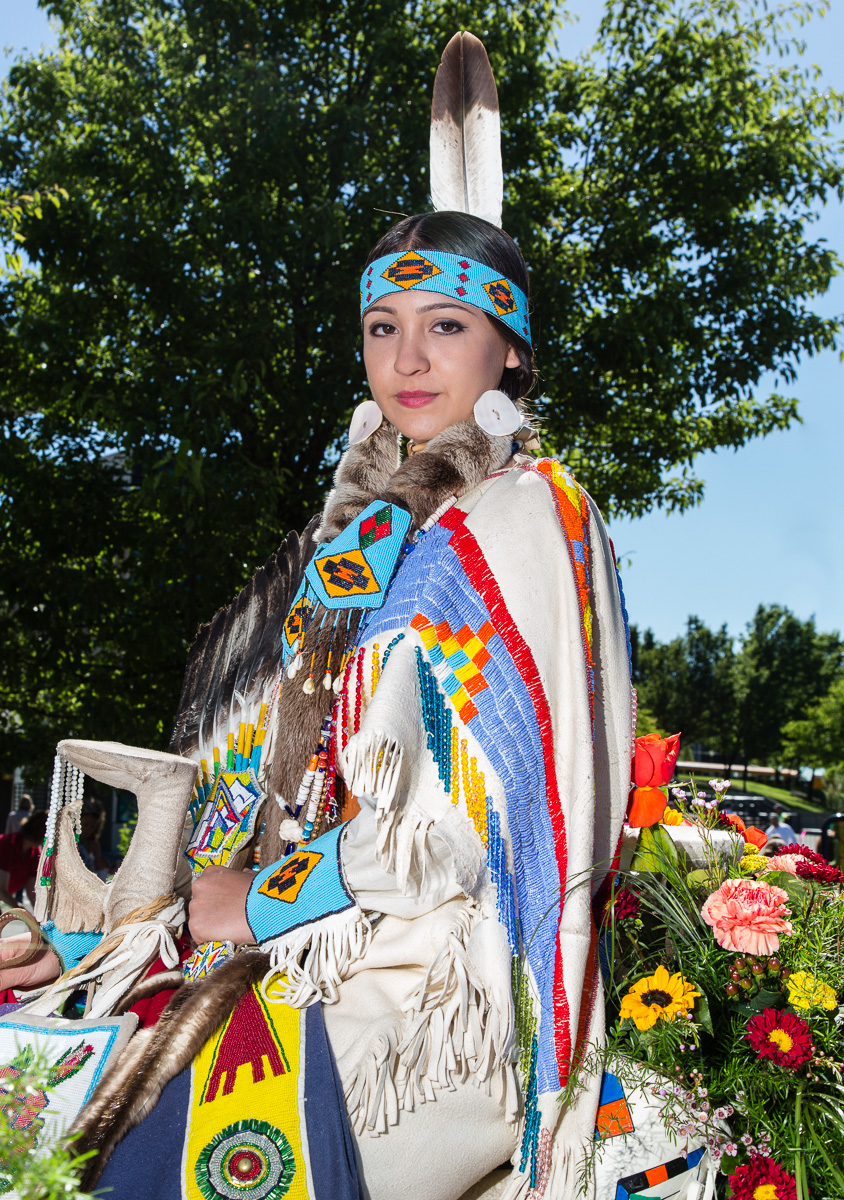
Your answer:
[782,675,844,773]
[634,604,843,768]
[0,0,841,769]
[0,1056,94,1199]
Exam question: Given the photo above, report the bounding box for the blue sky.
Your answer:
[3,1,842,645]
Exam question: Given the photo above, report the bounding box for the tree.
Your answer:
[781,674,844,772]
[0,0,841,768]
[737,604,843,768]
[633,617,740,761]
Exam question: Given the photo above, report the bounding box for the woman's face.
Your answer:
[362,289,520,442]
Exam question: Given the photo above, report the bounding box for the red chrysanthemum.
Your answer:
[611,887,640,921]
[794,859,844,884]
[780,843,826,866]
[728,1155,796,1200]
[603,886,640,925]
[745,1008,813,1069]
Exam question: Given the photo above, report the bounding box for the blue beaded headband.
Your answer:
[360,249,531,347]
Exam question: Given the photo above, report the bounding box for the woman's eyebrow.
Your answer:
[364,301,473,317]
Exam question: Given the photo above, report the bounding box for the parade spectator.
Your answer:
[4,794,33,835]
[765,812,799,845]
[0,810,48,906]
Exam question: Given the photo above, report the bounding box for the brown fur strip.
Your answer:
[110,969,185,1015]
[317,418,401,541]
[70,950,270,1190]
[381,420,513,529]
[263,606,361,862]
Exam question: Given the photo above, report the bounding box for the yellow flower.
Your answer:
[786,970,837,1012]
[661,807,685,827]
[619,965,700,1031]
[740,853,768,874]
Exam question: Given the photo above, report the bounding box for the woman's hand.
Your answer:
[0,935,61,992]
[188,866,254,946]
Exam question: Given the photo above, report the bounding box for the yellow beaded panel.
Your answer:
[449,731,488,847]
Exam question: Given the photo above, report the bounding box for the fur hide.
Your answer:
[70,950,270,1190]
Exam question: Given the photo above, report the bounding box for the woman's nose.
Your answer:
[393,332,429,376]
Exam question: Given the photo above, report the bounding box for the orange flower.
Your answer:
[633,732,680,788]
[724,812,746,834]
[627,786,668,828]
[743,826,768,850]
[661,807,687,827]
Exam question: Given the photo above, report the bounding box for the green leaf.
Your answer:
[694,990,713,1034]
[631,825,681,873]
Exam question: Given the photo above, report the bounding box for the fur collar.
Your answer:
[317,416,514,541]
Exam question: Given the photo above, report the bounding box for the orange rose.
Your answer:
[627,786,668,828]
[743,826,768,851]
[633,732,681,788]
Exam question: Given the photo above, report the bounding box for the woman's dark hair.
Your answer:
[365,212,535,403]
[21,809,48,845]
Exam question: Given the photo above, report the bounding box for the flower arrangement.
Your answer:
[599,769,844,1199]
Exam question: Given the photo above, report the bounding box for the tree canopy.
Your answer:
[0,0,841,770]
[634,604,843,768]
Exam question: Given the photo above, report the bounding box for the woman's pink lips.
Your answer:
[395,391,439,408]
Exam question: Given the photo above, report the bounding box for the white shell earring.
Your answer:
[473,389,521,437]
[348,400,383,445]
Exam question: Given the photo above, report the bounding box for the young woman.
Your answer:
[179,209,634,1199]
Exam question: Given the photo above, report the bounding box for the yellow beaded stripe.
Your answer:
[448,731,489,847]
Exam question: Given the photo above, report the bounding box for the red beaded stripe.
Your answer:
[439,505,573,1084]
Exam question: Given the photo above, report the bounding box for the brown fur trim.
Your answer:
[262,606,362,862]
[110,970,185,1015]
[70,950,270,1190]
[381,420,513,530]
[316,418,401,541]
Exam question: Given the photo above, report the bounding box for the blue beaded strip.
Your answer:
[519,1034,540,1185]
[415,646,451,791]
[486,805,518,955]
[380,632,405,671]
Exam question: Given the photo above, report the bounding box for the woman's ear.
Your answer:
[504,344,520,370]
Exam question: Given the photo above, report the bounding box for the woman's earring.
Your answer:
[348,400,383,444]
[473,390,521,437]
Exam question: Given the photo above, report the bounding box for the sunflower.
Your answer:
[745,1008,813,1069]
[619,965,700,1031]
[786,970,837,1012]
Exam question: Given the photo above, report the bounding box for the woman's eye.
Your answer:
[432,320,464,334]
[367,321,396,336]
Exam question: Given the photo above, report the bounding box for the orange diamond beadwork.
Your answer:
[382,251,441,289]
[315,547,381,599]
[483,278,517,315]
[258,849,323,903]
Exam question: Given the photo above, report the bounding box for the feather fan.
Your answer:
[169,518,319,769]
[430,31,503,227]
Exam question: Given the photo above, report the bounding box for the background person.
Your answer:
[0,810,47,907]
[4,793,33,835]
[765,811,798,845]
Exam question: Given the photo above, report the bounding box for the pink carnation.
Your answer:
[701,878,792,955]
[764,854,801,875]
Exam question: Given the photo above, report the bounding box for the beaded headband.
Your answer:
[360,249,531,347]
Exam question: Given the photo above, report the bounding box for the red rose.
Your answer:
[632,732,680,788]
